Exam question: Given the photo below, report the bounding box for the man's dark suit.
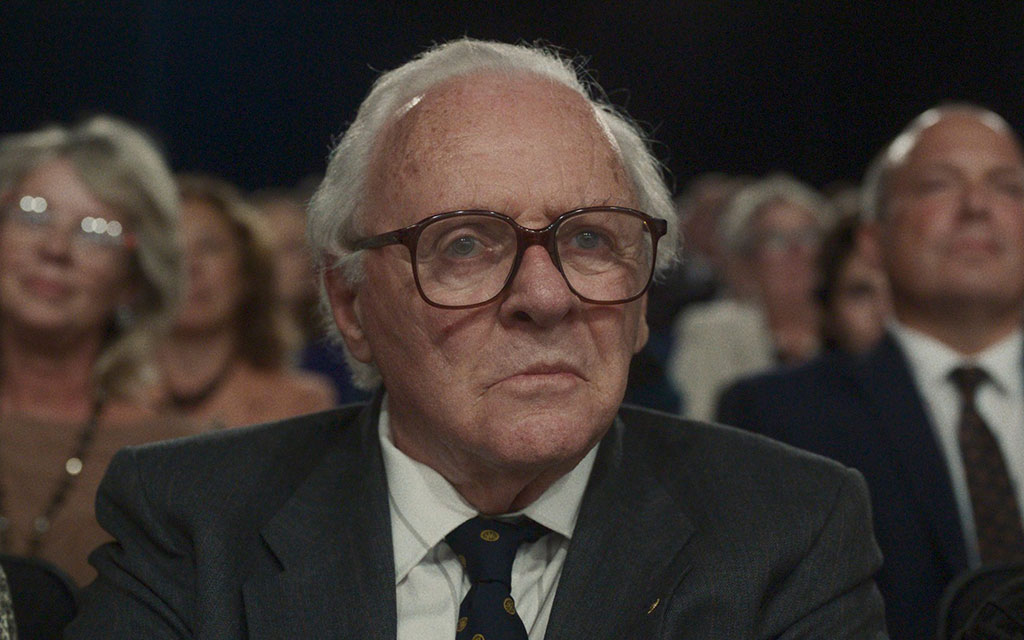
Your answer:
[717,334,970,640]
[67,397,886,639]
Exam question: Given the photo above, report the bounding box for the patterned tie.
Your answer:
[949,366,1024,564]
[444,516,549,640]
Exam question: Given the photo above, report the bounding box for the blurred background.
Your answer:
[3,2,1022,193]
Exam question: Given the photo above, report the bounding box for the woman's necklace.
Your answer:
[0,396,103,555]
[168,356,234,411]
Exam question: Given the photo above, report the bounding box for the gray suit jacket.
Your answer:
[66,398,887,639]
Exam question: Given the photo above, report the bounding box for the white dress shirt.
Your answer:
[378,397,597,640]
[890,322,1024,566]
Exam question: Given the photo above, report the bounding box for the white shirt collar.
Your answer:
[378,394,598,584]
[889,321,1022,393]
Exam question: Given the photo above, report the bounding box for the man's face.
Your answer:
[881,113,1024,319]
[329,74,648,488]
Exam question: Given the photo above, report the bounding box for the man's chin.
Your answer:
[490,411,610,462]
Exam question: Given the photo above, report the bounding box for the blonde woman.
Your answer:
[0,116,197,584]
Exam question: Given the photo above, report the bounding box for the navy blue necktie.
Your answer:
[444,516,549,640]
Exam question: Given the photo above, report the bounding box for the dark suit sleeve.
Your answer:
[759,467,888,639]
[715,379,762,433]
[64,447,195,639]
[714,381,741,425]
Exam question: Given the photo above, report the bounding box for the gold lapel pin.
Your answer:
[646,598,660,615]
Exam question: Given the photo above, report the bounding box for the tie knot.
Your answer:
[950,366,989,402]
[445,516,549,586]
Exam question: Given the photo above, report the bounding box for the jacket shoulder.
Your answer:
[617,405,860,505]
[729,349,851,396]
[102,405,367,526]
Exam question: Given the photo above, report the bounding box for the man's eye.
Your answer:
[916,178,953,193]
[445,236,482,258]
[995,180,1024,199]
[571,230,607,250]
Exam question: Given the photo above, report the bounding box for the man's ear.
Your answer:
[634,294,650,354]
[324,268,373,363]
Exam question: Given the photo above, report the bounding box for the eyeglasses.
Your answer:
[750,228,821,255]
[1,195,136,254]
[351,206,667,309]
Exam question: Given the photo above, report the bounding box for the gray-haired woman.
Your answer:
[0,116,198,585]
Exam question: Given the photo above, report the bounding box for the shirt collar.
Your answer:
[889,321,1022,394]
[378,394,598,584]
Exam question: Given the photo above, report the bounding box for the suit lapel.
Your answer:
[243,398,397,640]
[847,334,968,573]
[544,417,694,640]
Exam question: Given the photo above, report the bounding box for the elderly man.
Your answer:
[719,104,1024,639]
[68,39,885,639]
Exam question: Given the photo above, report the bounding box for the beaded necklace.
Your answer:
[0,398,103,555]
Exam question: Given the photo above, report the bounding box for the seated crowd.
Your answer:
[0,39,1020,640]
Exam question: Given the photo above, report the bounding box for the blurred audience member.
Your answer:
[816,215,892,354]
[823,179,864,220]
[159,175,335,428]
[675,172,751,296]
[625,173,747,411]
[250,188,320,340]
[718,104,1024,639]
[0,116,196,584]
[0,564,12,640]
[251,186,369,404]
[668,174,834,420]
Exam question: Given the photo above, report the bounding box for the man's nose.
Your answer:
[961,180,995,218]
[501,244,576,326]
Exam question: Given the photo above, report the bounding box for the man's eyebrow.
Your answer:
[988,165,1024,179]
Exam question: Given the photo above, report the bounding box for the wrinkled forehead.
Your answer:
[365,72,633,217]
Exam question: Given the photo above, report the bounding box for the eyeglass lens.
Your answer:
[2,196,130,250]
[413,209,655,307]
[754,228,820,254]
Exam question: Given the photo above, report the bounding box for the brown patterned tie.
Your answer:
[949,366,1024,564]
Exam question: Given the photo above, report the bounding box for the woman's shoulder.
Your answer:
[247,366,333,399]
[683,298,762,325]
[674,298,768,346]
[232,363,337,416]
[100,395,206,446]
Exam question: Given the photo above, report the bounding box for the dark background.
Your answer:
[2,2,1022,194]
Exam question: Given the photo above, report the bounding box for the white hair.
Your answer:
[306,38,677,390]
[718,173,834,255]
[860,103,1017,222]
